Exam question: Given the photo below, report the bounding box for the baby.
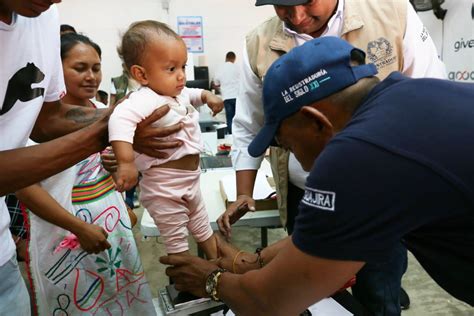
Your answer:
[109,20,223,259]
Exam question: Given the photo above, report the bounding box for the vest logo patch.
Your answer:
[302,188,336,211]
[366,37,396,70]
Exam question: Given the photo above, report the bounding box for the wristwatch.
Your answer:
[205,268,227,301]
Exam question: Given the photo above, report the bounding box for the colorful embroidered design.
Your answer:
[96,247,122,277]
[73,269,104,311]
[72,174,115,204]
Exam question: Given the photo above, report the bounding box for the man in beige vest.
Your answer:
[217,0,446,315]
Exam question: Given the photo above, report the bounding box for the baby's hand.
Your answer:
[203,91,224,116]
[114,162,138,192]
[100,146,117,173]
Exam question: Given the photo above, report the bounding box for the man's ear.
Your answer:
[130,65,148,85]
[300,106,334,138]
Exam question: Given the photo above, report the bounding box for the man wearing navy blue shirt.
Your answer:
[160,37,474,314]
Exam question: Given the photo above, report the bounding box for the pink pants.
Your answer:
[139,167,213,254]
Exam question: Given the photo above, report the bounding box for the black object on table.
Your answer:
[332,290,373,316]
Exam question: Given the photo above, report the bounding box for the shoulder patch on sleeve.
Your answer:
[302,187,336,211]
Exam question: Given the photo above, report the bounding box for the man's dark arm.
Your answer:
[0,119,108,196]
[0,102,184,196]
[0,100,109,196]
[31,100,107,142]
[161,239,365,315]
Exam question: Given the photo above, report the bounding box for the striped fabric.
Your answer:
[72,174,115,204]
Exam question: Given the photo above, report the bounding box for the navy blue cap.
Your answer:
[255,0,309,6]
[248,37,378,157]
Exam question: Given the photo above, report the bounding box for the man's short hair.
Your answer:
[60,24,76,35]
[96,90,108,104]
[226,51,236,60]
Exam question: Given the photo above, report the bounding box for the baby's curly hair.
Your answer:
[118,20,182,71]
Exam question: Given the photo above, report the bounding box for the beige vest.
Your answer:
[246,0,407,227]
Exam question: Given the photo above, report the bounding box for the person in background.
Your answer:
[96,89,108,105]
[60,23,76,35]
[218,0,446,314]
[109,20,223,260]
[0,1,183,314]
[19,32,156,315]
[109,63,141,106]
[161,36,474,315]
[213,51,240,134]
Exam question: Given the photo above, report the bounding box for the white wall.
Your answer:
[167,0,275,81]
[56,0,275,93]
[57,0,168,93]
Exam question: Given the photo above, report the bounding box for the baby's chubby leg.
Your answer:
[197,234,218,260]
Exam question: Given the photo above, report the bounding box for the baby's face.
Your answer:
[141,36,188,97]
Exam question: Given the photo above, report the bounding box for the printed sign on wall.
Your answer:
[177,16,204,53]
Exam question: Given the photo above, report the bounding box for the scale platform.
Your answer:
[158,285,225,315]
